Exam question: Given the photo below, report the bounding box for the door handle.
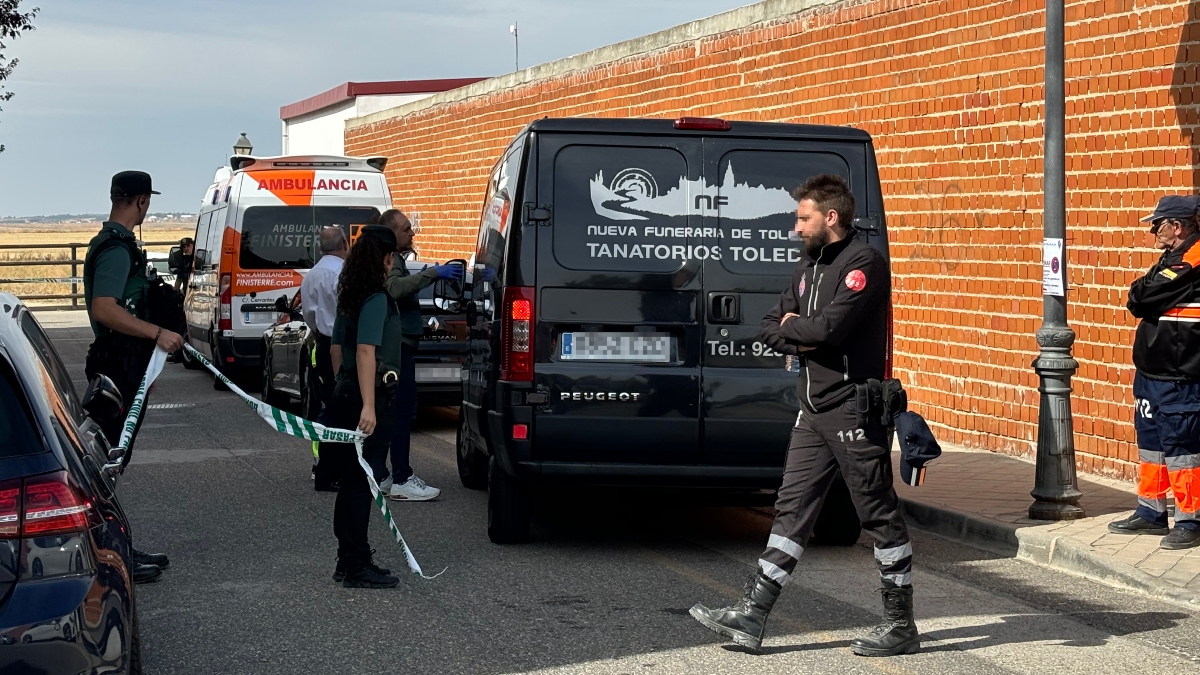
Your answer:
[708,293,741,323]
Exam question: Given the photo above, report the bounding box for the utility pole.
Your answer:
[1029,0,1084,521]
[510,22,519,72]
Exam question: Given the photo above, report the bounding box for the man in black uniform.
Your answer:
[83,171,185,583]
[169,236,194,293]
[690,174,918,656]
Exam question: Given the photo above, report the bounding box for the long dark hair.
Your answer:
[337,236,392,317]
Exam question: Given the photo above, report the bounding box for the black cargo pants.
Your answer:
[758,396,913,588]
[85,335,154,467]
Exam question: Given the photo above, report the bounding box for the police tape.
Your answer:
[115,343,440,579]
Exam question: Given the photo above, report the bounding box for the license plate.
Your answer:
[416,365,460,383]
[243,311,275,324]
[560,332,671,362]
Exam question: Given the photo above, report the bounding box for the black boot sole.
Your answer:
[1108,525,1169,536]
[851,638,920,657]
[342,577,399,589]
[689,605,762,652]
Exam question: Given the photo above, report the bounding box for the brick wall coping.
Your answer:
[344,0,841,131]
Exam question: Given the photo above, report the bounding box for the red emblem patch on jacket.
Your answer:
[845,270,867,292]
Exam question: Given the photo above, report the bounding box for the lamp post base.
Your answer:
[1029,500,1085,521]
[1028,325,1085,522]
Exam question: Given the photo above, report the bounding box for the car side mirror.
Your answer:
[82,374,123,423]
[274,295,289,312]
[432,259,467,313]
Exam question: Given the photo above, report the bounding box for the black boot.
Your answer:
[851,581,920,657]
[689,571,782,652]
[333,551,391,582]
[132,563,163,584]
[132,548,170,569]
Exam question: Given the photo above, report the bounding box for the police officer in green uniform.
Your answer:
[325,225,406,588]
[83,171,184,583]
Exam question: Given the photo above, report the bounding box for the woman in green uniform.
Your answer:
[327,225,404,588]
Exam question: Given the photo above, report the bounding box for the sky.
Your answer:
[0,0,751,217]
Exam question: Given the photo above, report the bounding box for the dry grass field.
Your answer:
[0,223,195,307]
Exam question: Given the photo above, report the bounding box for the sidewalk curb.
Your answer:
[897,497,1200,608]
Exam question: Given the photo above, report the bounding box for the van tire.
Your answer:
[487,456,530,544]
[457,408,488,490]
[811,474,862,547]
[211,333,230,391]
[181,342,201,370]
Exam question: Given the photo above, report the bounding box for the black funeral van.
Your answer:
[437,117,891,544]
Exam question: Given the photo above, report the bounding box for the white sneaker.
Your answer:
[388,475,441,501]
[377,476,393,494]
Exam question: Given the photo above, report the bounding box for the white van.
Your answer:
[181,154,392,375]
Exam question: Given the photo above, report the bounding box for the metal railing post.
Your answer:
[71,244,79,310]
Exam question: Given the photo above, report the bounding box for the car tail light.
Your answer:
[674,116,731,131]
[11,472,99,537]
[512,424,528,440]
[0,479,20,539]
[219,272,232,332]
[501,287,535,381]
[885,299,894,380]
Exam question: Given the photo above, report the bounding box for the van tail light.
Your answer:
[501,287,535,381]
[885,299,894,380]
[0,472,99,539]
[219,272,232,332]
[674,116,731,131]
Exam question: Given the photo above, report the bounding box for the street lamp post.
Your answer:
[1029,0,1084,521]
[233,133,253,156]
[510,22,519,72]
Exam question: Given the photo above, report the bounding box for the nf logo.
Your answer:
[589,164,797,222]
[610,168,659,200]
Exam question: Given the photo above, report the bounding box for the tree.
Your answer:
[0,1,37,153]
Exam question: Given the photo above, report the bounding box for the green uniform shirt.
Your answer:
[84,221,147,337]
[333,292,405,384]
[384,256,438,347]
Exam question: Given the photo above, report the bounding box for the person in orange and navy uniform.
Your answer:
[1109,195,1200,550]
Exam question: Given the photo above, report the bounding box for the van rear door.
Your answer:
[533,135,705,465]
[699,137,873,466]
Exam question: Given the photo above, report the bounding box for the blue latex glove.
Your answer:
[433,264,464,281]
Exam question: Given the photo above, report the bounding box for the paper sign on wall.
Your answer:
[1043,238,1065,297]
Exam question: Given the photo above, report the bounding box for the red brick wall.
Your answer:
[346,0,1200,479]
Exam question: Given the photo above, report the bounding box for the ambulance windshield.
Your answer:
[239,206,381,269]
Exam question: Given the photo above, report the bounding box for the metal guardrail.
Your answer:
[0,241,180,311]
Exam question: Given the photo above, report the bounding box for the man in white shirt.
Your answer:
[302,226,348,490]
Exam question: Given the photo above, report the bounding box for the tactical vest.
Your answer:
[83,223,149,338]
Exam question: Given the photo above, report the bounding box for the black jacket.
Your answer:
[1129,233,1200,381]
[762,230,890,412]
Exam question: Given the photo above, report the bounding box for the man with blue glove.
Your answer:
[378,209,464,501]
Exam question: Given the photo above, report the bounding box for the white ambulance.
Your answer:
[181,154,392,375]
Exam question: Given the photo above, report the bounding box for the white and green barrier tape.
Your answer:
[116,344,440,579]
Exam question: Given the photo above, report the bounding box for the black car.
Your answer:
[436,117,892,544]
[0,293,141,673]
[260,260,469,415]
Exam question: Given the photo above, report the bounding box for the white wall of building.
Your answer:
[282,93,433,156]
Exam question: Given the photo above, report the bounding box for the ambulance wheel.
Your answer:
[487,456,530,544]
[457,407,488,490]
[811,475,862,547]
[181,343,201,370]
[211,335,230,391]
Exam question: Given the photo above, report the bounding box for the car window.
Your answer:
[0,357,46,459]
[713,149,851,276]
[194,212,211,268]
[553,144,699,273]
[20,312,86,424]
[241,206,381,270]
[205,208,226,268]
